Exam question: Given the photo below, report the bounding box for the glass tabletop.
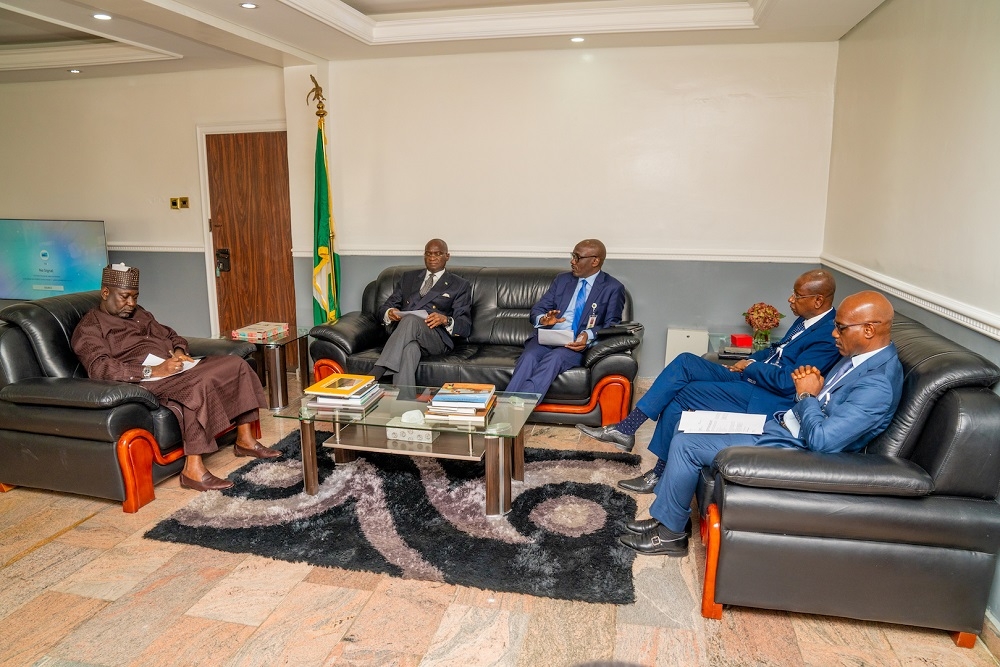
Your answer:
[222,326,310,347]
[272,385,541,437]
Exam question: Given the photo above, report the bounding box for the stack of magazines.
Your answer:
[304,373,382,414]
[424,382,496,426]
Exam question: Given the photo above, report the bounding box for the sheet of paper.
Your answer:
[400,310,429,319]
[538,328,575,346]
[140,354,201,381]
[678,410,767,435]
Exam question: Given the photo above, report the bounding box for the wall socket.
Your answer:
[169,197,190,210]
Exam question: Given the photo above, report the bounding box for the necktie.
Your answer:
[419,272,434,297]
[819,358,854,400]
[570,279,590,331]
[778,318,806,345]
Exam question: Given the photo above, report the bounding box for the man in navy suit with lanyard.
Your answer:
[580,269,841,494]
[371,238,472,389]
[506,239,626,401]
[620,291,903,557]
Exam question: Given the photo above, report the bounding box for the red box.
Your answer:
[731,334,753,347]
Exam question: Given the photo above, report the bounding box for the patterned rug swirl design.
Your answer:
[145,431,642,604]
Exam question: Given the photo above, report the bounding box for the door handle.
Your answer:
[215,248,231,276]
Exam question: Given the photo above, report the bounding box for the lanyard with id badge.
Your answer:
[586,303,598,330]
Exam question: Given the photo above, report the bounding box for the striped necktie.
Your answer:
[570,279,590,331]
[819,358,854,400]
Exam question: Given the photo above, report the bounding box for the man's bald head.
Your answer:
[832,291,894,357]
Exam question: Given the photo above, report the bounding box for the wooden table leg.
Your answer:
[485,435,512,516]
[300,417,319,495]
[297,335,311,386]
[511,429,525,482]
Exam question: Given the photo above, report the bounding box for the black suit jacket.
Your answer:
[376,269,472,349]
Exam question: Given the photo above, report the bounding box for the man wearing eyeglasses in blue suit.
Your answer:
[621,291,904,557]
[506,239,626,401]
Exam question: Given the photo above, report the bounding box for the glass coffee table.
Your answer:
[272,386,541,516]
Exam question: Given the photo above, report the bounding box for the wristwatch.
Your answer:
[142,365,152,379]
[446,317,454,329]
[796,391,814,402]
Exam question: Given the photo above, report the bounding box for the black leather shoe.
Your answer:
[576,424,636,452]
[625,516,692,536]
[234,442,281,459]
[617,470,660,493]
[619,524,689,557]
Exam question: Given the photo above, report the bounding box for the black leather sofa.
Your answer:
[309,266,644,426]
[696,313,1000,647]
[0,291,258,512]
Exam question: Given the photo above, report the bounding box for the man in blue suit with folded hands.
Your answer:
[580,269,841,494]
[620,291,904,557]
[506,238,626,401]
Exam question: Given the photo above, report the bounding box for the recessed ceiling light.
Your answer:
[240,2,258,8]
[570,37,585,43]
[93,13,112,20]
[68,69,81,74]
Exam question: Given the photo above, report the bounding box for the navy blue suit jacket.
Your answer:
[741,310,841,411]
[756,343,904,453]
[528,271,626,342]
[376,269,472,350]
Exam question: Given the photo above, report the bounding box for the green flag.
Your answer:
[312,117,340,325]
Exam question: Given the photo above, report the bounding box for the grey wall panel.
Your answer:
[108,251,212,338]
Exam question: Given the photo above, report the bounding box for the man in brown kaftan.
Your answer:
[71,264,279,492]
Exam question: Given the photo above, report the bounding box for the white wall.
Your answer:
[824,0,1000,327]
[0,67,286,251]
[321,43,838,260]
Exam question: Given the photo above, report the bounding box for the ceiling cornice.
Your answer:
[0,41,178,70]
[280,0,757,45]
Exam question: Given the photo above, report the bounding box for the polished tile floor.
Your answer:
[2,376,999,666]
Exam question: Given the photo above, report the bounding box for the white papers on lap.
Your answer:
[678,411,766,435]
[538,328,575,346]
[140,354,200,381]
[400,310,429,319]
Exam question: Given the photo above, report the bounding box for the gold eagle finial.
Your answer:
[307,74,327,118]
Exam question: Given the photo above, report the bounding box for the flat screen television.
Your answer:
[0,219,109,300]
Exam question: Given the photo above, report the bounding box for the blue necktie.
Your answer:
[778,318,806,345]
[570,279,590,332]
[819,358,854,400]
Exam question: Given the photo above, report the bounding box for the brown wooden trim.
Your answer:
[512,429,525,481]
[116,428,184,513]
[534,375,632,425]
[315,359,344,380]
[701,502,723,620]
[0,482,17,492]
[952,631,977,649]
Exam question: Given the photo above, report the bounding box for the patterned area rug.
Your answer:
[145,431,642,604]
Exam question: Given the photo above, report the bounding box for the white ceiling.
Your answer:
[0,0,886,84]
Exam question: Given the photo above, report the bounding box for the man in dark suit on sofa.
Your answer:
[371,238,472,388]
[506,239,626,401]
[621,291,904,557]
[580,269,841,494]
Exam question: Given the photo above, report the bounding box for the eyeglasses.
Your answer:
[424,251,446,257]
[790,291,821,300]
[833,321,882,333]
[571,253,598,262]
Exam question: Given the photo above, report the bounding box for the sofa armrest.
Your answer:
[713,446,934,497]
[582,324,643,367]
[310,311,385,356]
[187,337,257,359]
[0,377,160,410]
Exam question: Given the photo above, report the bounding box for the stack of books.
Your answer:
[304,373,382,413]
[424,382,496,426]
[231,321,290,341]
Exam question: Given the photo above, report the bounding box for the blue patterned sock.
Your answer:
[652,458,666,476]
[615,407,648,435]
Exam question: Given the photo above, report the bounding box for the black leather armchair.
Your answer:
[0,291,258,512]
[309,266,643,426]
[697,314,1000,646]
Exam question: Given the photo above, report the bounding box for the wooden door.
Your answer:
[206,132,296,363]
